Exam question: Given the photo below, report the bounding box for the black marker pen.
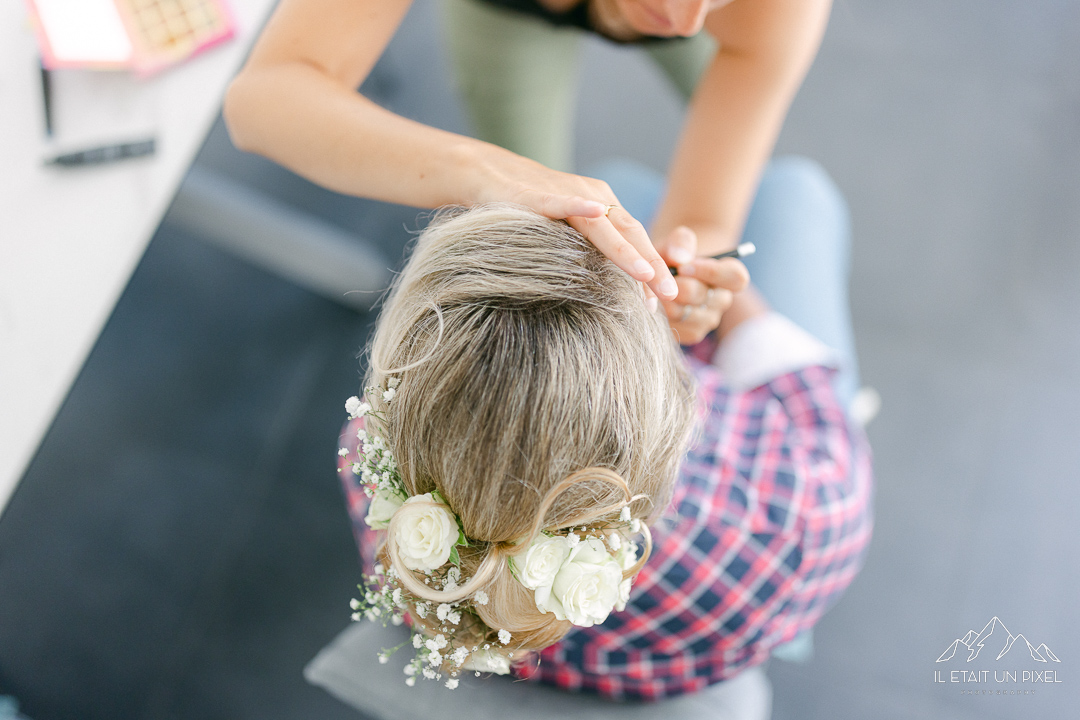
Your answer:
[669,242,755,276]
[46,139,156,167]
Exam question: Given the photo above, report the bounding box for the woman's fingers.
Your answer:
[662,285,733,321]
[567,209,678,300]
[678,257,750,294]
[660,254,744,344]
[512,183,678,300]
[532,192,608,220]
[661,226,697,268]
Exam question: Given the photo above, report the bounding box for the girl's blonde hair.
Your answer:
[364,204,695,660]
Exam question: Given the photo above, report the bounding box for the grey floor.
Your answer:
[1,1,1078,719]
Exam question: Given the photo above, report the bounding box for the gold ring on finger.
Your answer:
[604,204,619,216]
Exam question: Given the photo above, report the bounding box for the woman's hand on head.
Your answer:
[476,149,679,302]
[655,226,750,345]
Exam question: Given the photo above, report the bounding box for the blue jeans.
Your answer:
[590,156,861,407]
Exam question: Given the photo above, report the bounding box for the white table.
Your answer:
[0,0,277,515]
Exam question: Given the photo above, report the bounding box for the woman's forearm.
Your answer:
[651,0,833,256]
[224,62,497,209]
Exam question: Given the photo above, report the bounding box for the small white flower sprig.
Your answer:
[342,377,408,529]
[349,561,507,688]
[344,377,503,690]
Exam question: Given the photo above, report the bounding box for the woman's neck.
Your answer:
[534,0,643,42]
[535,0,581,11]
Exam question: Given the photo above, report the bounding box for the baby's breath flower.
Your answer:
[422,668,436,680]
[427,651,442,667]
[379,655,389,665]
[338,447,349,457]
[404,665,416,676]
[382,387,397,403]
[350,598,361,610]
[620,506,631,522]
[566,533,580,548]
[388,376,401,388]
[437,603,451,622]
[351,612,362,622]
[445,678,459,690]
[630,519,641,533]
[412,634,422,649]
[498,629,511,645]
[415,603,428,619]
[391,614,404,626]
[474,590,489,605]
[607,533,622,551]
[447,611,462,625]
[405,676,416,687]
[345,396,362,417]
[450,646,469,666]
[351,463,363,475]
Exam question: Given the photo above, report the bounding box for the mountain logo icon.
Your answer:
[936,617,1061,663]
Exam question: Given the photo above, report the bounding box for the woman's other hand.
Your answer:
[656,226,750,345]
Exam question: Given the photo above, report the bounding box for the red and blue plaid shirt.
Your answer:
[338,354,873,701]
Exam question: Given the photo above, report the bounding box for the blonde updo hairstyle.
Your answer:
[365,204,696,665]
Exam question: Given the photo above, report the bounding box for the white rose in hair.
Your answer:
[614,577,632,612]
[462,648,511,675]
[515,535,570,591]
[539,537,623,627]
[392,493,460,571]
[365,487,404,530]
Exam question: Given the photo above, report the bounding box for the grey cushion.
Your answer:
[304,622,771,720]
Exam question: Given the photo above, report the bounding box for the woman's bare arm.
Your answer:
[651,0,833,256]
